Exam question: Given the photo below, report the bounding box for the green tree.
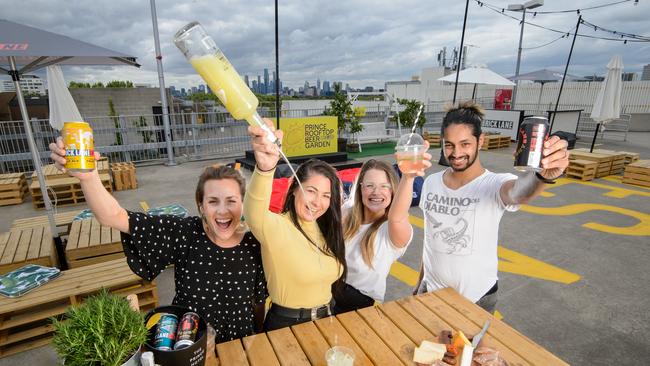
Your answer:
[91,82,105,88]
[393,98,426,131]
[108,97,122,145]
[106,80,134,88]
[133,116,153,143]
[323,84,358,133]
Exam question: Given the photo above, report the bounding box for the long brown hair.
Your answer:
[343,159,398,268]
[282,159,347,286]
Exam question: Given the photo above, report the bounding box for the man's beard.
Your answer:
[447,146,479,172]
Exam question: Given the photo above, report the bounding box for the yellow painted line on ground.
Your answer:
[541,177,650,199]
[497,246,580,284]
[400,215,582,284]
[601,175,650,192]
[521,203,650,236]
[494,310,503,320]
[140,201,150,211]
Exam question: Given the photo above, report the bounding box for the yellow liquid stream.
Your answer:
[190,54,258,122]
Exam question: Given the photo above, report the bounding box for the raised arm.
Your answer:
[500,135,569,205]
[388,141,432,247]
[49,137,129,233]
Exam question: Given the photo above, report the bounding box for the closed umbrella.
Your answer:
[0,19,139,268]
[589,55,623,152]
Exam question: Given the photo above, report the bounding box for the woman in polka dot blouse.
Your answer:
[49,139,267,343]
[244,120,347,331]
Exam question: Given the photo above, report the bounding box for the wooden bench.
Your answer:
[623,160,650,188]
[423,132,441,147]
[0,258,158,358]
[481,134,511,150]
[29,174,112,209]
[0,226,57,274]
[0,173,28,207]
[10,210,81,236]
[111,162,137,191]
[569,150,614,178]
[354,122,398,147]
[566,159,598,181]
[65,218,124,268]
[211,288,569,366]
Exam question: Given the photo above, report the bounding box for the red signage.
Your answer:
[494,89,512,110]
[0,43,29,51]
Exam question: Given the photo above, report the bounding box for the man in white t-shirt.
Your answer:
[415,101,569,313]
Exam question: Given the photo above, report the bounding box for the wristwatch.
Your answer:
[535,172,559,184]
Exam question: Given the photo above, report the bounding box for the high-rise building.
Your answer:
[621,72,635,81]
[264,68,269,94]
[181,87,186,96]
[198,84,206,93]
[323,81,330,94]
[0,74,46,95]
[244,75,250,87]
[169,85,178,97]
[345,83,350,92]
[316,78,321,95]
[642,64,650,81]
[252,80,258,93]
[191,86,198,94]
[304,81,309,91]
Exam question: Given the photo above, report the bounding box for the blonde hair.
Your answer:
[343,160,398,268]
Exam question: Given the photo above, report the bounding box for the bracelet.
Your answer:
[535,172,558,184]
[256,164,276,173]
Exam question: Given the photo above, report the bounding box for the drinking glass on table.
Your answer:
[325,346,355,366]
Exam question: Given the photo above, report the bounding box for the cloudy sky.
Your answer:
[2,0,649,90]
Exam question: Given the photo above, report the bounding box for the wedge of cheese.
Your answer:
[413,340,446,364]
[451,331,474,366]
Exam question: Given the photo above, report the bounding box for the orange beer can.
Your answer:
[62,121,95,172]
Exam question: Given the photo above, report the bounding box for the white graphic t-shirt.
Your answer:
[418,169,519,302]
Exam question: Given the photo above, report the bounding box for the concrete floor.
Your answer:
[1,132,649,365]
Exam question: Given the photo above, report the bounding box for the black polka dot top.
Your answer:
[121,211,267,343]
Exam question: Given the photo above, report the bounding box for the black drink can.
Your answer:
[514,116,550,171]
[174,312,200,350]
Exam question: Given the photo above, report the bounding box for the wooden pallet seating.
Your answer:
[0,226,57,275]
[0,258,158,358]
[110,162,137,191]
[481,134,511,150]
[622,160,650,188]
[0,173,28,207]
[569,151,613,178]
[618,151,640,165]
[29,174,112,209]
[423,132,441,147]
[65,218,124,268]
[566,159,598,181]
[590,149,626,175]
[30,160,110,182]
[10,210,82,237]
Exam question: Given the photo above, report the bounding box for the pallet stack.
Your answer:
[566,159,598,181]
[110,162,137,191]
[0,173,28,207]
[481,134,511,150]
[423,132,441,147]
[589,149,626,175]
[569,150,614,178]
[29,169,112,209]
[0,259,159,358]
[619,151,640,166]
[622,160,650,188]
[65,218,124,268]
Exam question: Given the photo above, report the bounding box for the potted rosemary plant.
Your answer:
[52,289,148,366]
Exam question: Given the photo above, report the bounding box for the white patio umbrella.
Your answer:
[438,66,515,99]
[589,55,623,152]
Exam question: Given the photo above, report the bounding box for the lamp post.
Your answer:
[508,0,543,110]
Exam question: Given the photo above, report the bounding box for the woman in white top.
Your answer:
[334,153,431,314]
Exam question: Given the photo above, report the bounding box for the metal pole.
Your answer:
[511,9,526,109]
[9,57,63,262]
[452,0,470,104]
[590,123,600,153]
[551,15,581,131]
[150,0,176,166]
[274,0,281,130]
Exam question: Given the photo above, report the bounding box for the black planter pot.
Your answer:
[346,143,361,153]
[144,305,207,366]
[337,137,347,152]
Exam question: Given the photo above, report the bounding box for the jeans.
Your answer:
[263,310,310,331]
[476,291,498,314]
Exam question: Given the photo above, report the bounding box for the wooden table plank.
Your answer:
[111,227,121,243]
[266,326,310,366]
[337,310,404,366]
[290,322,330,366]
[89,219,101,247]
[314,316,373,366]
[0,233,9,262]
[0,231,21,265]
[78,219,91,249]
[216,339,249,366]
[13,227,32,263]
[357,305,416,365]
[396,295,454,337]
[434,288,569,366]
[417,292,530,366]
[40,228,52,259]
[26,226,43,261]
[101,224,112,245]
[242,333,280,366]
[378,300,435,345]
[67,220,81,250]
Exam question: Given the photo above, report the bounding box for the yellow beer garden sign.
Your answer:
[277,116,338,158]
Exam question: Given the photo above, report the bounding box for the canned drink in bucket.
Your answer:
[154,313,178,351]
[62,121,95,172]
[514,116,550,171]
[174,312,199,350]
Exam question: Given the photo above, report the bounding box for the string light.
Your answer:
[476,0,632,14]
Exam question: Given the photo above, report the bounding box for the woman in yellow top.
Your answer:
[244,120,346,331]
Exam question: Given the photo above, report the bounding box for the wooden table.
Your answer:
[65,218,124,268]
[211,289,568,366]
[10,210,82,235]
[0,226,57,274]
